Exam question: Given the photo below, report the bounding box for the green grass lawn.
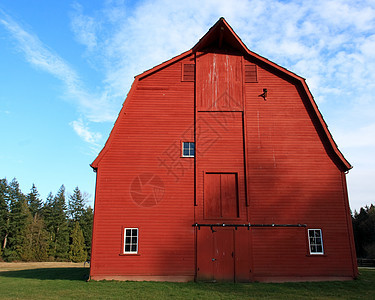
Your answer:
[0,267,374,299]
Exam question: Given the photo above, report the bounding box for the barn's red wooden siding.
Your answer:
[90,18,357,282]
[90,54,196,280]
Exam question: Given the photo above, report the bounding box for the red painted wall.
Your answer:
[90,55,197,280]
[90,19,357,282]
[244,59,356,280]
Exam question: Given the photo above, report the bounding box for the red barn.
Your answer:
[90,18,358,282]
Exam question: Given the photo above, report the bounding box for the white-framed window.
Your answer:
[124,228,138,254]
[182,142,195,157]
[308,229,324,255]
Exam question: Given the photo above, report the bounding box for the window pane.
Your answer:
[124,228,138,253]
[183,142,194,157]
[308,229,323,254]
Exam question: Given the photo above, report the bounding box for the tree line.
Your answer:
[352,205,375,259]
[0,178,93,262]
[1,176,374,262]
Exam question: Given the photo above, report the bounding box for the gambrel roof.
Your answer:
[92,17,351,171]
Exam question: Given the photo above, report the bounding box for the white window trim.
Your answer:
[308,229,324,255]
[182,142,195,157]
[124,228,138,254]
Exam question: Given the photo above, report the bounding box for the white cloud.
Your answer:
[347,167,375,212]
[335,123,375,148]
[0,10,116,123]
[70,118,102,150]
[317,0,375,31]
[70,3,99,51]
[74,0,375,112]
[0,12,79,83]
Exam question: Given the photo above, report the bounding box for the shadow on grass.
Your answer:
[0,268,89,281]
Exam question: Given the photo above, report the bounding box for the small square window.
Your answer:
[308,229,324,255]
[182,142,195,157]
[124,228,138,254]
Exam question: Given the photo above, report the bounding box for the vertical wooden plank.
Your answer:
[221,173,238,218]
[196,52,243,111]
[204,173,221,219]
[213,229,234,282]
[234,228,250,282]
[196,227,214,281]
[241,58,249,208]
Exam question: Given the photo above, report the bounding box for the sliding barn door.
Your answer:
[196,227,234,282]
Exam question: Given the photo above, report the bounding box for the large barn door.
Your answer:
[196,228,235,282]
[204,173,238,219]
[196,51,243,111]
[213,229,234,282]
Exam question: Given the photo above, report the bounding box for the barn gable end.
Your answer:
[90,18,357,282]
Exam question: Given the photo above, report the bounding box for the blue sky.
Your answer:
[0,0,374,211]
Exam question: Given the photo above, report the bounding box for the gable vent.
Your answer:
[244,64,257,83]
[182,63,195,82]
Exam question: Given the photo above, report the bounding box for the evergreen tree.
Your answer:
[53,185,69,260]
[352,204,375,258]
[362,205,375,258]
[80,206,94,259]
[27,184,42,217]
[67,187,93,259]
[42,186,69,261]
[18,212,35,262]
[5,179,31,261]
[41,192,55,260]
[0,178,9,259]
[21,214,49,261]
[68,187,86,222]
[69,221,87,262]
[1,177,94,262]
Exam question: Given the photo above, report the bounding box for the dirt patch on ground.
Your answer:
[0,262,89,272]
